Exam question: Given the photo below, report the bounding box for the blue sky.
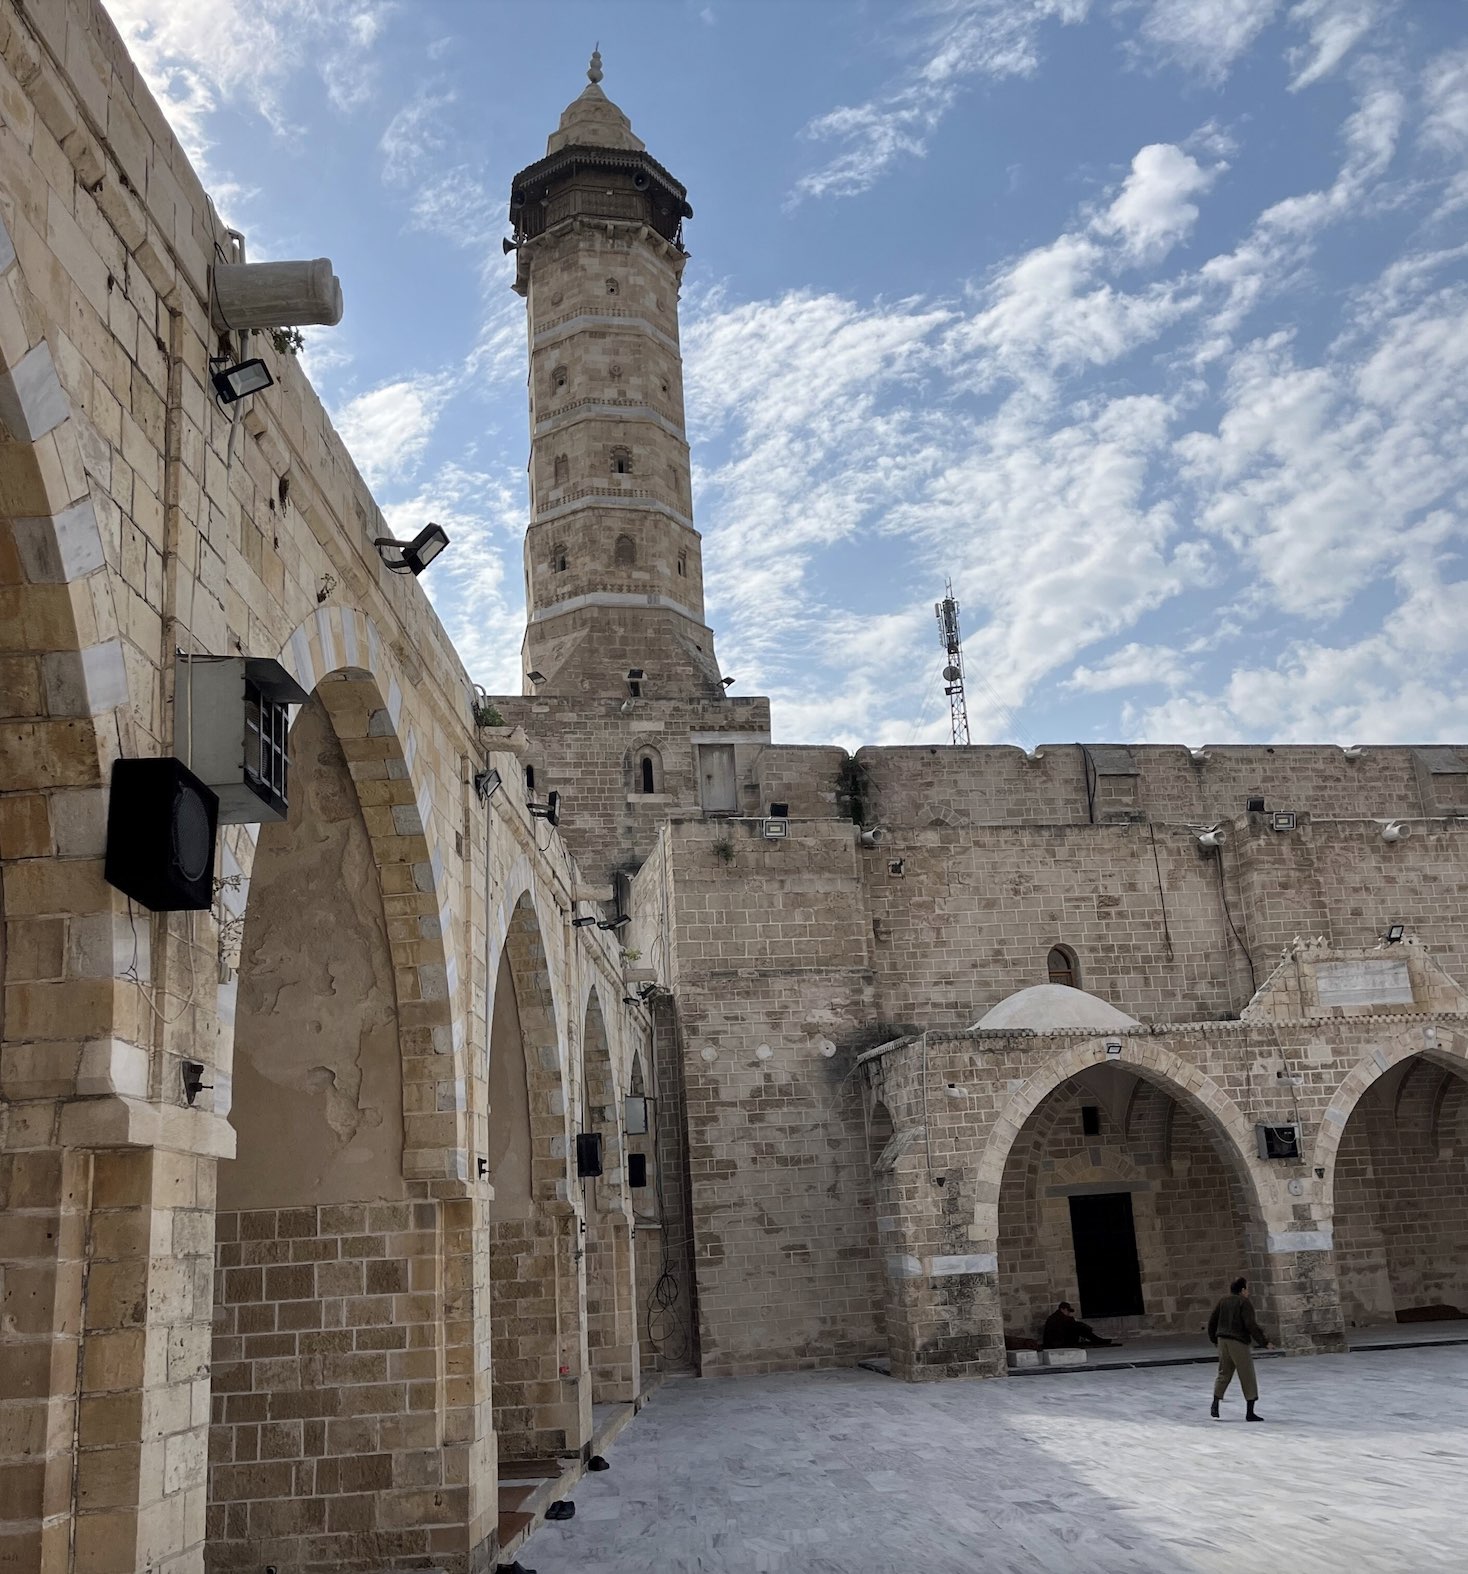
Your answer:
[107,0,1468,748]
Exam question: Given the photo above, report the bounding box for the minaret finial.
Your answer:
[588,45,603,85]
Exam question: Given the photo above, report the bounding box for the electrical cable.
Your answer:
[1147,818,1175,961]
[1214,846,1258,1002]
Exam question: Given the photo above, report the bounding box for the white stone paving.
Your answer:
[518,1347,1468,1573]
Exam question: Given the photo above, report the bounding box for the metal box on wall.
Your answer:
[174,656,310,824]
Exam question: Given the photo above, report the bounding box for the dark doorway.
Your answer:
[1069,1192,1145,1318]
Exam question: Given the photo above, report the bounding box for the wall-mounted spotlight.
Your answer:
[1384,923,1405,943]
[527,670,546,685]
[473,767,503,804]
[721,677,735,688]
[1197,826,1225,851]
[529,790,561,827]
[859,826,883,847]
[571,913,598,929]
[375,522,449,577]
[211,356,273,404]
[597,914,631,932]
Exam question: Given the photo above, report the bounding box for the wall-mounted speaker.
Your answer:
[576,1132,604,1179]
[627,1153,648,1189]
[104,758,219,912]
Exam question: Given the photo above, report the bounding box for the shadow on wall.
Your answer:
[221,693,406,1210]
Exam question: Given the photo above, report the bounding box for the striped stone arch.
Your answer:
[0,209,138,1100]
[1308,1025,1468,1215]
[975,1038,1270,1243]
[222,606,469,1187]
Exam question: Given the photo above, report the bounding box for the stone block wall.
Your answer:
[638,818,886,1375]
[207,1202,462,1573]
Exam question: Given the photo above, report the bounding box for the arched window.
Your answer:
[611,447,633,476]
[553,454,569,486]
[605,277,619,295]
[1047,945,1079,989]
[551,543,568,573]
[614,534,636,566]
[677,551,687,578]
[632,745,662,793]
[551,366,567,392]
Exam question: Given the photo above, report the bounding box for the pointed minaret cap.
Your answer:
[547,47,646,155]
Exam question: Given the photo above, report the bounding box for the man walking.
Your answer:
[1207,1275,1273,1421]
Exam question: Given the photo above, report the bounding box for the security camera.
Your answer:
[859,827,884,847]
[1381,820,1411,843]
[1197,827,1225,851]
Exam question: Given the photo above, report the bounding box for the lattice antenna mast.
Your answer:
[935,577,971,746]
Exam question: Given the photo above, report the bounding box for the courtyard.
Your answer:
[521,1346,1468,1573]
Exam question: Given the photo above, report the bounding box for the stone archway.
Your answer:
[1311,1030,1468,1331]
[205,671,474,1572]
[581,984,638,1405]
[977,1038,1340,1357]
[486,885,586,1462]
[994,1066,1258,1343]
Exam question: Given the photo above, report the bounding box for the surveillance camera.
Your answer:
[1197,828,1225,850]
[1381,820,1410,843]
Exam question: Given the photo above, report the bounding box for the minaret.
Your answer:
[509,51,723,701]
[493,55,770,886]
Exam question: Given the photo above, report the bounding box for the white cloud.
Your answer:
[382,461,528,692]
[333,373,453,490]
[1069,642,1195,691]
[1422,47,1468,155]
[790,0,1090,203]
[1097,142,1221,262]
[1286,0,1382,91]
[103,0,389,169]
[1130,0,1280,81]
[378,86,499,249]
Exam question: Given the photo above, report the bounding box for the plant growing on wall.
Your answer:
[472,696,505,728]
[712,836,735,865]
[268,327,306,356]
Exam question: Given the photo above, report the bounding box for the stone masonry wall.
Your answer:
[208,1202,453,1573]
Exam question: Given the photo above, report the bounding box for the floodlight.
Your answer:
[211,357,273,403]
[374,522,450,577]
[473,768,503,804]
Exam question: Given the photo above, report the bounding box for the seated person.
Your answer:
[1041,1300,1118,1348]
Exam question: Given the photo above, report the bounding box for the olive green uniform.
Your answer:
[1207,1292,1270,1402]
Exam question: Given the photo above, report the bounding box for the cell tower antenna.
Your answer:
[935,576,970,746]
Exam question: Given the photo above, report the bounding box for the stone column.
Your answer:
[1260,1228,1348,1355]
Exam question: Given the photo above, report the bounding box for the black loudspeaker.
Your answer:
[627,1153,648,1189]
[104,758,219,912]
[576,1132,604,1179]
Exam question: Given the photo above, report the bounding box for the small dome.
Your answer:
[971,984,1139,1033]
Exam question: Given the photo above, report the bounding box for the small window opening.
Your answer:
[626,668,644,700]
[611,447,633,476]
[551,543,568,573]
[525,764,536,793]
[553,454,569,486]
[640,757,655,794]
[677,552,687,577]
[552,366,567,391]
[1047,945,1079,989]
[605,277,619,296]
[1081,1105,1101,1137]
[614,534,636,566]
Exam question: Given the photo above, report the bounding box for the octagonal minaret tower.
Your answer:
[509,51,723,700]
[492,55,770,885]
